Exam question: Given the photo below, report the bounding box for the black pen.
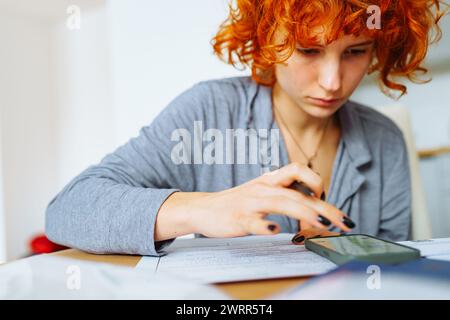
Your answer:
[289,181,315,197]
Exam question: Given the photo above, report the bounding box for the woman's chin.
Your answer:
[304,104,340,119]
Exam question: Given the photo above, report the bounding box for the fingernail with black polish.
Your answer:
[342,216,356,229]
[318,215,331,226]
[292,235,305,243]
[268,224,277,232]
[320,192,326,201]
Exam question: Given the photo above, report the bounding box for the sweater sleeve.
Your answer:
[45,83,209,256]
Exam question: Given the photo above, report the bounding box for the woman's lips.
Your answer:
[307,97,342,107]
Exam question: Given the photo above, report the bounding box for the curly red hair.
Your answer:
[212,0,447,97]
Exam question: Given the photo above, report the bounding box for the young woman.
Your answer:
[46,0,445,256]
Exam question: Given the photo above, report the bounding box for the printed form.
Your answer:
[399,238,450,261]
[135,233,337,284]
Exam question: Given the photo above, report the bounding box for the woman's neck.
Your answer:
[272,82,336,136]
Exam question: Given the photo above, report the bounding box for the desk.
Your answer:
[54,249,310,299]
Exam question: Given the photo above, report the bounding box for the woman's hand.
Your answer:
[155,162,355,241]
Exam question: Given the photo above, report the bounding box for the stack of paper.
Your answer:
[398,238,450,261]
[136,233,337,283]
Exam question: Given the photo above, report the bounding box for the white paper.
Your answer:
[398,237,450,261]
[0,254,229,299]
[136,233,337,284]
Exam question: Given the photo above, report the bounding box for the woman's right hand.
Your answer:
[155,162,354,241]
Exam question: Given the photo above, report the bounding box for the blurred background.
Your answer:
[0,0,448,262]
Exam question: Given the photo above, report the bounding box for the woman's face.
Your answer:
[274,34,375,119]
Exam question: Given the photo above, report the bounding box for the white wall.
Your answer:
[105,0,242,145]
[52,2,116,187]
[0,7,58,261]
[0,0,115,260]
[0,112,6,263]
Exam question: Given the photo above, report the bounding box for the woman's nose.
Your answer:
[317,58,342,93]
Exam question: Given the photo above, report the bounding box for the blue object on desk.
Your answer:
[341,258,450,280]
[275,258,450,299]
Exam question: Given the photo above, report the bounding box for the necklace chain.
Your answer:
[274,107,331,170]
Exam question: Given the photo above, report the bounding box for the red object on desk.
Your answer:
[30,234,67,254]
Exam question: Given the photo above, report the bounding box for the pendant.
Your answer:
[307,162,313,169]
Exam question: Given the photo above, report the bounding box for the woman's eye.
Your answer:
[296,48,320,56]
[344,49,367,57]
